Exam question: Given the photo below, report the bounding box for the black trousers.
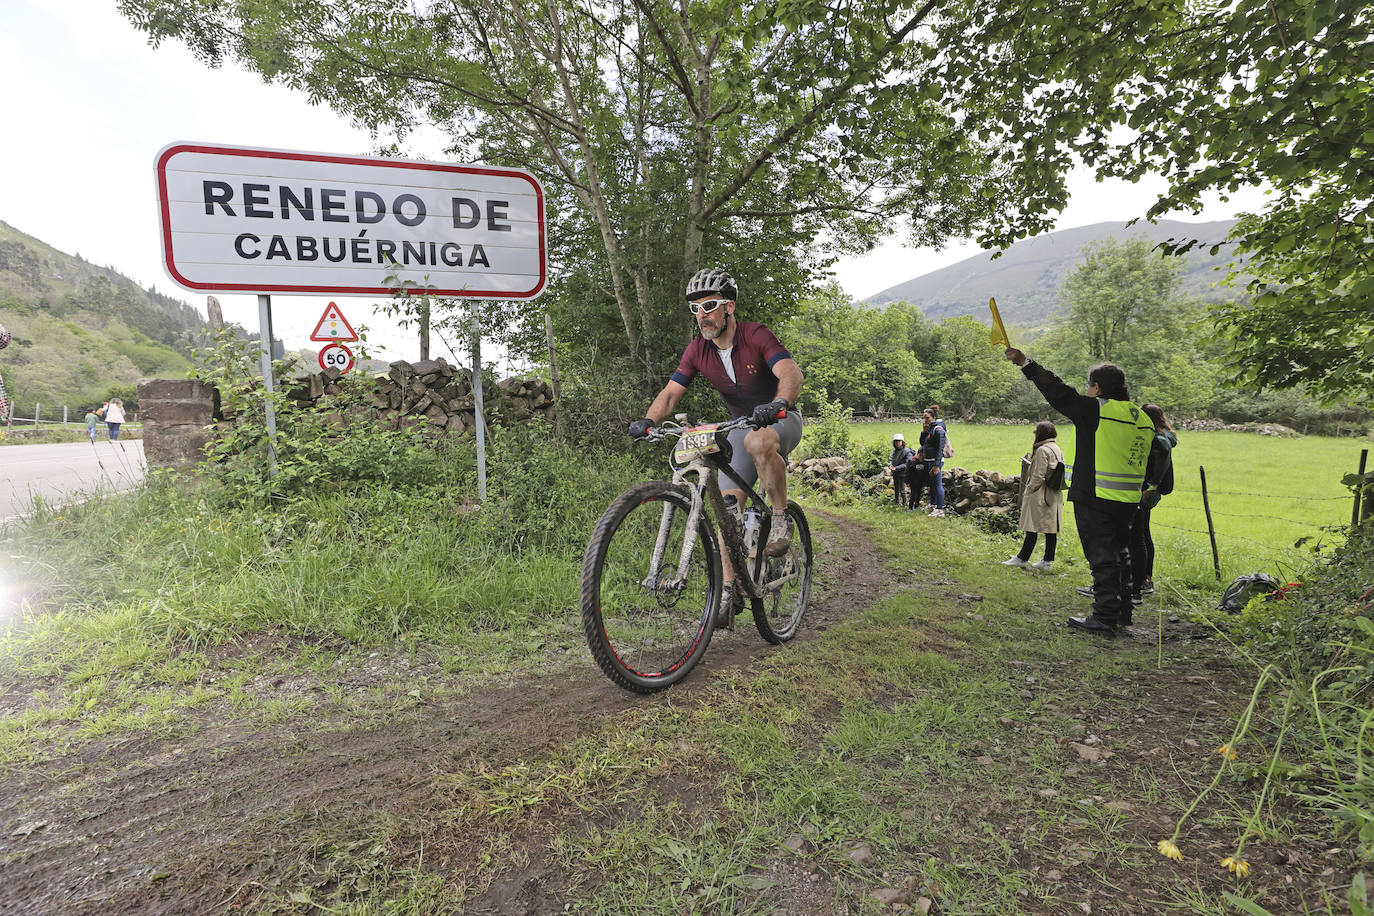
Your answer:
[1129,506,1154,596]
[1073,498,1137,626]
[908,465,927,508]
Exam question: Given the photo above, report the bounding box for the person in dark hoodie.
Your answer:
[921,406,948,517]
[1004,348,1154,636]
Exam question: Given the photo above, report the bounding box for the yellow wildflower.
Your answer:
[1216,743,1239,760]
[1221,856,1252,877]
[1157,839,1183,861]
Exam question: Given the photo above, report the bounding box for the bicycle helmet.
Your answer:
[685,267,737,302]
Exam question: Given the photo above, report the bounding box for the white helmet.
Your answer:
[685,267,737,302]
[893,432,905,442]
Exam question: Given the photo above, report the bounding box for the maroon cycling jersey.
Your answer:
[670,320,793,419]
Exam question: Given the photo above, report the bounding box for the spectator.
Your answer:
[103,397,126,441]
[1004,349,1154,636]
[920,406,948,517]
[887,433,917,509]
[84,407,100,443]
[1003,420,1065,569]
[1129,404,1177,602]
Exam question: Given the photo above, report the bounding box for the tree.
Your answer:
[932,0,1372,404]
[1035,239,1228,414]
[781,285,921,412]
[117,0,1072,394]
[1060,238,1178,366]
[925,316,1021,420]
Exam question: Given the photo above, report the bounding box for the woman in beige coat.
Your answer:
[1003,421,1065,570]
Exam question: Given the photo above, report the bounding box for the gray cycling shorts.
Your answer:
[722,410,804,492]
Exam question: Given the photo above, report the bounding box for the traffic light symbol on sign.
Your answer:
[310,302,359,342]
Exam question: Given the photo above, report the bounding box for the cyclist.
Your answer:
[628,268,805,615]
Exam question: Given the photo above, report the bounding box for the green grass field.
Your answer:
[842,422,1370,590]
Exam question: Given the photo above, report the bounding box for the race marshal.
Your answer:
[155,142,546,299]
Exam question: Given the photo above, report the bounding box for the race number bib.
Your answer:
[673,424,722,463]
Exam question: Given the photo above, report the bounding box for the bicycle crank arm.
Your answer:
[759,571,799,594]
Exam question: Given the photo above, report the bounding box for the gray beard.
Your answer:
[701,314,728,342]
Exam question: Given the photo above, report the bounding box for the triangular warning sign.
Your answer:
[309,302,359,342]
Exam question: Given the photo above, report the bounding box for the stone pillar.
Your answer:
[137,379,218,469]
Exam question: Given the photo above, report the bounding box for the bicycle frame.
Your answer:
[642,419,770,603]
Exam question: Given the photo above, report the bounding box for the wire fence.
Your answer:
[1126,463,1368,577]
[5,406,140,427]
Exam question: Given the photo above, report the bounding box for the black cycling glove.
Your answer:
[628,417,655,439]
[750,398,790,427]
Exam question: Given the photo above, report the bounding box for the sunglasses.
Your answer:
[688,298,729,315]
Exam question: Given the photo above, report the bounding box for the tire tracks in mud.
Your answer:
[0,510,897,915]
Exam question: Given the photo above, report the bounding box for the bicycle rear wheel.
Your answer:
[751,500,813,644]
[581,481,722,692]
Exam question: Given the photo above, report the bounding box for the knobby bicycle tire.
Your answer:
[750,500,813,644]
[581,480,722,692]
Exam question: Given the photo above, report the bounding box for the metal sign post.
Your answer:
[257,294,279,472]
[156,142,547,491]
[471,303,487,502]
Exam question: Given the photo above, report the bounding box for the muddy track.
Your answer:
[0,510,896,915]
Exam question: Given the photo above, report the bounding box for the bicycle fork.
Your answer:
[640,470,708,594]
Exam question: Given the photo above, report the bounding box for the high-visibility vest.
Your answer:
[1093,399,1154,502]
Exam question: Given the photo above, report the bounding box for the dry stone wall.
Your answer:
[790,456,1023,518]
[139,358,557,469]
[285,357,554,440]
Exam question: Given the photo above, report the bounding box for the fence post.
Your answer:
[1200,465,1222,581]
[1355,449,1368,527]
[63,405,68,424]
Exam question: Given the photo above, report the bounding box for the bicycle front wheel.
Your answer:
[581,481,722,692]
[751,500,813,644]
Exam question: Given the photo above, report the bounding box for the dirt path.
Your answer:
[0,511,894,915]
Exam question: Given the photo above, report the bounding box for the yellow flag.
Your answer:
[989,297,1011,349]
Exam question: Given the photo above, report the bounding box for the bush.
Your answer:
[1233,521,1374,860]
[796,394,852,460]
[482,419,641,555]
[847,440,889,478]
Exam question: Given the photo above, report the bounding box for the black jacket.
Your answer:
[1021,360,1110,504]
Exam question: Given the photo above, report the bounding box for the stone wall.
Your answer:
[283,358,554,442]
[140,359,557,469]
[791,456,1023,518]
[137,379,217,469]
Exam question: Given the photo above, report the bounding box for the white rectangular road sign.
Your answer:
[156,142,546,298]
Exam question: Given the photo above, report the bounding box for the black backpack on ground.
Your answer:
[1219,573,1281,613]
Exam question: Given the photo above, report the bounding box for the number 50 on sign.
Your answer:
[318,343,355,374]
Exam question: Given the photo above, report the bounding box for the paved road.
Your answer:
[1,440,146,520]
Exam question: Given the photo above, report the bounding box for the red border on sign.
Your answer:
[318,342,356,374]
[309,303,360,342]
[155,142,547,298]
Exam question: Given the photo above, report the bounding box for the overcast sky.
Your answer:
[3,0,1268,363]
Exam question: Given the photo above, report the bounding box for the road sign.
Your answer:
[318,343,355,375]
[155,142,547,298]
[310,302,358,342]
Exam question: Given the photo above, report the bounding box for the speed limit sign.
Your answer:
[318,342,355,374]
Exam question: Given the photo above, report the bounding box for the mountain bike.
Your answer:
[581,415,814,693]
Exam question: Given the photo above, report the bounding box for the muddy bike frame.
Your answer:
[641,415,799,614]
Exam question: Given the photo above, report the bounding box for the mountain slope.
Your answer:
[865,219,1244,325]
[0,220,207,414]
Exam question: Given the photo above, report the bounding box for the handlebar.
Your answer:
[636,414,754,443]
